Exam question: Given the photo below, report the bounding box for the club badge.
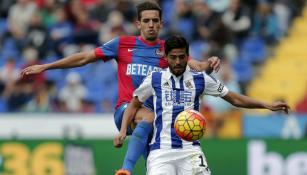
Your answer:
[156,49,164,58]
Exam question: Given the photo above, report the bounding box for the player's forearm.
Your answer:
[120,98,142,133]
[120,105,135,134]
[198,61,212,73]
[45,51,96,70]
[188,59,207,71]
[188,59,213,74]
[223,91,271,109]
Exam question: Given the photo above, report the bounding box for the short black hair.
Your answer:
[137,1,162,20]
[165,35,189,56]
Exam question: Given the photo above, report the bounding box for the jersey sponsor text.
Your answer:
[126,63,162,76]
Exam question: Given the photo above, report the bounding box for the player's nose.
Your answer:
[175,58,182,64]
[148,20,154,27]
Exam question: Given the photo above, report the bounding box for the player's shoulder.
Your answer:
[104,35,136,43]
[117,35,137,45]
[188,69,216,83]
[188,68,205,76]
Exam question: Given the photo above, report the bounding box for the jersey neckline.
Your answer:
[138,36,162,46]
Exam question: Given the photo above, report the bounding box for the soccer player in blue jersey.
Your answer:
[21,1,221,174]
[115,35,290,174]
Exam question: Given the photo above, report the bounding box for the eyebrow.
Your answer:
[169,54,186,57]
[142,17,160,20]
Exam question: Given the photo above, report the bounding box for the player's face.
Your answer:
[137,10,162,42]
[166,48,188,76]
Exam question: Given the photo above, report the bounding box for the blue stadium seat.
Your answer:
[86,89,105,103]
[3,38,17,50]
[161,0,174,27]
[232,57,254,83]
[43,55,59,63]
[176,18,195,41]
[240,36,267,64]
[0,97,7,112]
[0,55,5,66]
[85,75,106,103]
[2,39,20,60]
[190,40,210,61]
[45,69,66,88]
[0,18,7,35]
[69,64,92,81]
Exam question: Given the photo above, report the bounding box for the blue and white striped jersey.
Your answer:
[133,67,229,151]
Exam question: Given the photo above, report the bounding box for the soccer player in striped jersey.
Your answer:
[115,35,289,175]
[20,1,220,174]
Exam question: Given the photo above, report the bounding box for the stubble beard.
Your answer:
[170,67,184,77]
[145,30,158,41]
[146,35,158,41]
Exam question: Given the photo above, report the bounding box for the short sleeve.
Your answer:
[203,73,229,97]
[133,73,154,102]
[94,37,119,62]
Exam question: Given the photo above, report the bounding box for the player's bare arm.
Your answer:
[114,97,143,148]
[222,91,290,113]
[187,56,220,73]
[21,51,98,77]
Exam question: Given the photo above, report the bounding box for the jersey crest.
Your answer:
[155,49,164,58]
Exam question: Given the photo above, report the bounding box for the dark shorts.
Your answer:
[114,103,134,135]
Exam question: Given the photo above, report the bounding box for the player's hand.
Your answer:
[20,64,46,78]
[113,132,127,148]
[268,101,290,114]
[207,56,220,73]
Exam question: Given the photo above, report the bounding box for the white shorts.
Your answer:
[147,147,211,175]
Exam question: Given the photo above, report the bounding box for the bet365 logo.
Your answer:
[248,140,307,175]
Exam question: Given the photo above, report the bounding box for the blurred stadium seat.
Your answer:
[248,9,307,112]
[240,36,267,64]
[232,57,253,83]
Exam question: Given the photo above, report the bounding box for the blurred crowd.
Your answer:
[0,0,305,114]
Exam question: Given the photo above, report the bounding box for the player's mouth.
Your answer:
[174,66,184,71]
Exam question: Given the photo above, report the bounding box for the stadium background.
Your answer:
[0,0,306,174]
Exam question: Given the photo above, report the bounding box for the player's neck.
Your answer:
[138,35,160,46]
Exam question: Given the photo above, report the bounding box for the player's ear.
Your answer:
[160,20,164,28]
[135,20,141,30]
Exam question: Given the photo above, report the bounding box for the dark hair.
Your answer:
[165,35,189,56]
[137,1,162,20]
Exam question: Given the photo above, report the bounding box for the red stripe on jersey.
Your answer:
[159,40,168,68]
[116,36,137,108]
[94,48,108,62]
